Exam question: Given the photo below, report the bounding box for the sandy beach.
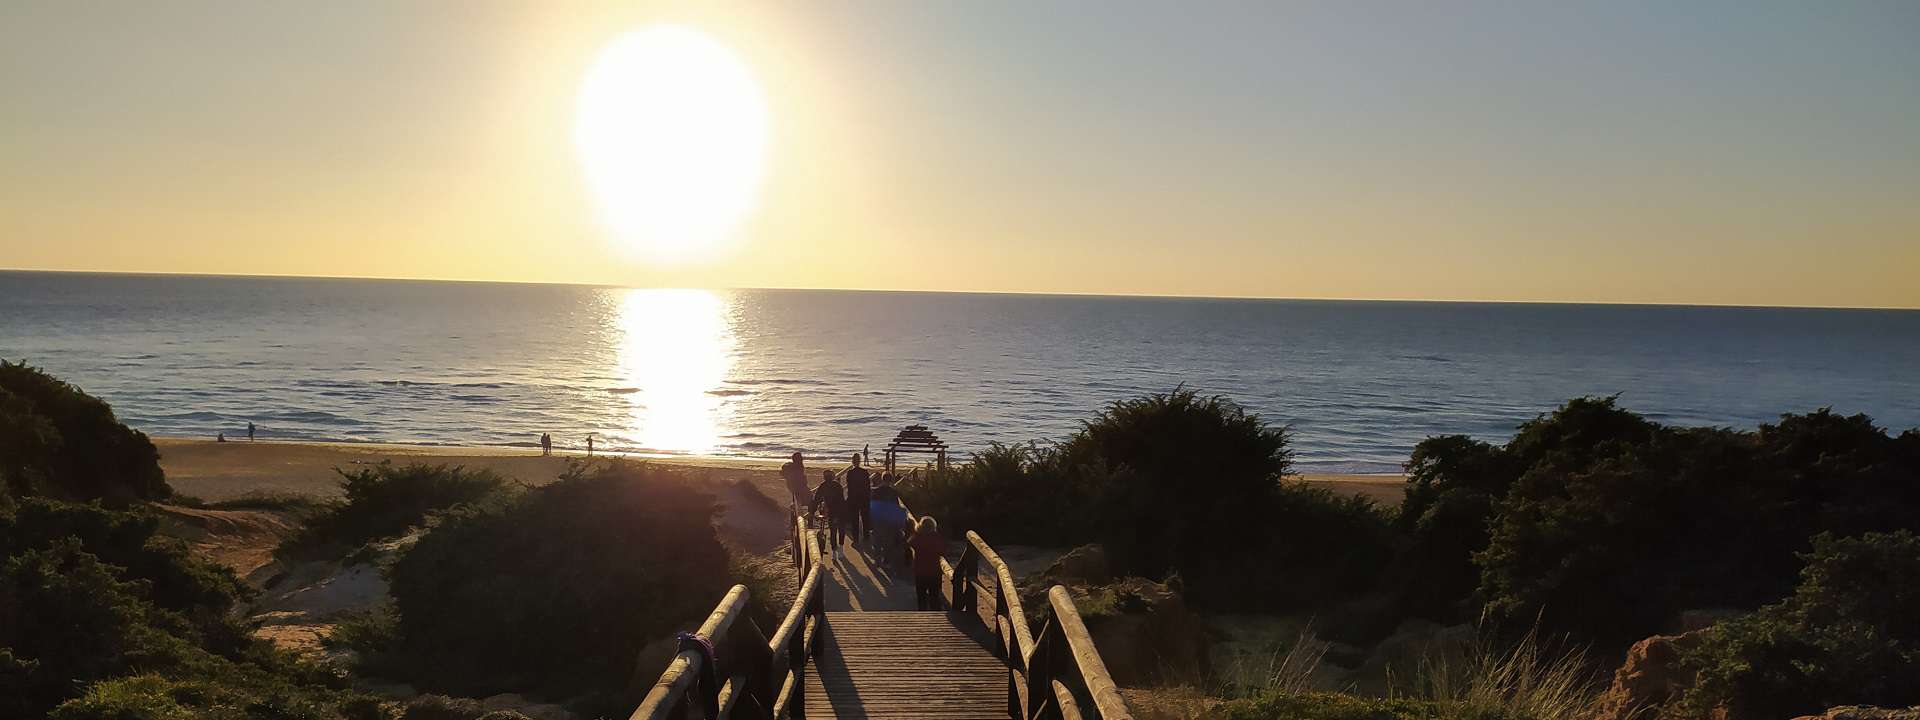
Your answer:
[154,437,1405,506]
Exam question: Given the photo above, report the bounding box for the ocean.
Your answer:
[2,270,1915,473]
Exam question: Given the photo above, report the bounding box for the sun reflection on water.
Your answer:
[613,288,736,454]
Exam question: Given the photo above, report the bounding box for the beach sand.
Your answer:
[154,437,1403,506]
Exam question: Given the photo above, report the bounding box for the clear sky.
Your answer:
[3,1,1917,308]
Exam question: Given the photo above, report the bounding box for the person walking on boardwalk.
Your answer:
[869,473,909,568]
[843,453,871,547]
[810,469,848,554]
[907,516,947,610]
[540,433,551,456]
[781,451,809,509]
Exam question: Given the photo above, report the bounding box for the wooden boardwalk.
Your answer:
[803,611,1008,719]
[631,499,1134,720]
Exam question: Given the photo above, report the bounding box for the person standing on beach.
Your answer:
[810,469,847,554]
[844,454,871,547]
[586,435,594,456]
[781,452,809,509]
[540,433,551,456]
[907,516,947,610]
[247,422,255,441]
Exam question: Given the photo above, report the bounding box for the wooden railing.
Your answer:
[630,513,827,720]
[947,531,1134,720]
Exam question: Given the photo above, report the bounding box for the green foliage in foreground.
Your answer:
[0,359,169,505]
[0,499,378,719]
[1216,691,1525,720]
[383,460,732,700]
[276,462,508,561]
[1671,530,1920,719]
[912,388,1393,612]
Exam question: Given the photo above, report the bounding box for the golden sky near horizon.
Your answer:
[2,1,1917,308]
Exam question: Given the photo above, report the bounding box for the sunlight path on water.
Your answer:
[612,288,738,454]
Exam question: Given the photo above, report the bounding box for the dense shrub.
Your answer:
[1474,401,1920,649]
[1672,531,1920,719]
[0,498,250,639]
[385,461,732,698]
[276,463,508,561]
[911,389,1391,612]
[0,360,168,504]
[909,442,1095,545]
[1387,435,1518,620]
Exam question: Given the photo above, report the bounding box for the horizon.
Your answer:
[7,266,1920,313]
[5,2,1918,309]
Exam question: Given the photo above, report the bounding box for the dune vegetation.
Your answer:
[6,361,1919,719]
[909,389,1920,719]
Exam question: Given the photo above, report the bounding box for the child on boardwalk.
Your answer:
[907,516,947,610]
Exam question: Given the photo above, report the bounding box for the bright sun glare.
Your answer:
[576,25,768,260]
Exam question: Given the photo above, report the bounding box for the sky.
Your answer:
[3,1,1917,308]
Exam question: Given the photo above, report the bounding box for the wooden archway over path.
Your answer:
[882,425,949,474]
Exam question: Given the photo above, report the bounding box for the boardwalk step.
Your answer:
[803,611,1011,720]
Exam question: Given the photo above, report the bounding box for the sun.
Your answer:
[576,25,768,260]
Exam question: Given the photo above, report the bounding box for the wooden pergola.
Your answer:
[882,424,949,473]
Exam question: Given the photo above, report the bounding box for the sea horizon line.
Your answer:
[4,266,1916,313]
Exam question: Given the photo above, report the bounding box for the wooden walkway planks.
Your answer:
[803,611,1010,720]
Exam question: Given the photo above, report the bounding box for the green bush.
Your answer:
[1473,400,1920,649]
[0,360,168,504]
[277,463,507,561]
[1673,530,1920,719]
[384,461,732,698]
[49,670,388,720]
[909,442,1094,545]
[910,389,1392,612]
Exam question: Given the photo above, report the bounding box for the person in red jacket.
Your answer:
[906,516,947,611]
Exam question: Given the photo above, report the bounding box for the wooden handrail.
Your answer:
[1046,586,1132,720]
[631,513,826,720]
[630,585,751,720]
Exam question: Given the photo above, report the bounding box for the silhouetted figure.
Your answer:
[587,435,594,456]
[870,473,908,567]
[810,469,847,553]
[247,422,255,441]
[216,432,226,443]
[540,433,551,456]
[907,516,947,610]
[781,451,809,508]
[844,454,871,547]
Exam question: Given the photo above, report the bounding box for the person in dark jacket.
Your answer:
[782,451,809,509]
[843,454,871,547]
[809,469,847,553]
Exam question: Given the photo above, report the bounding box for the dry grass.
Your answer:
[1407,628,1607,720]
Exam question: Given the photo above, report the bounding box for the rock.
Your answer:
[1792,707,1920,720]
[1076,577,1209,686]
[1348,620,1475,696]
[1044,544,1112,585]
[1590,628,1710,720]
